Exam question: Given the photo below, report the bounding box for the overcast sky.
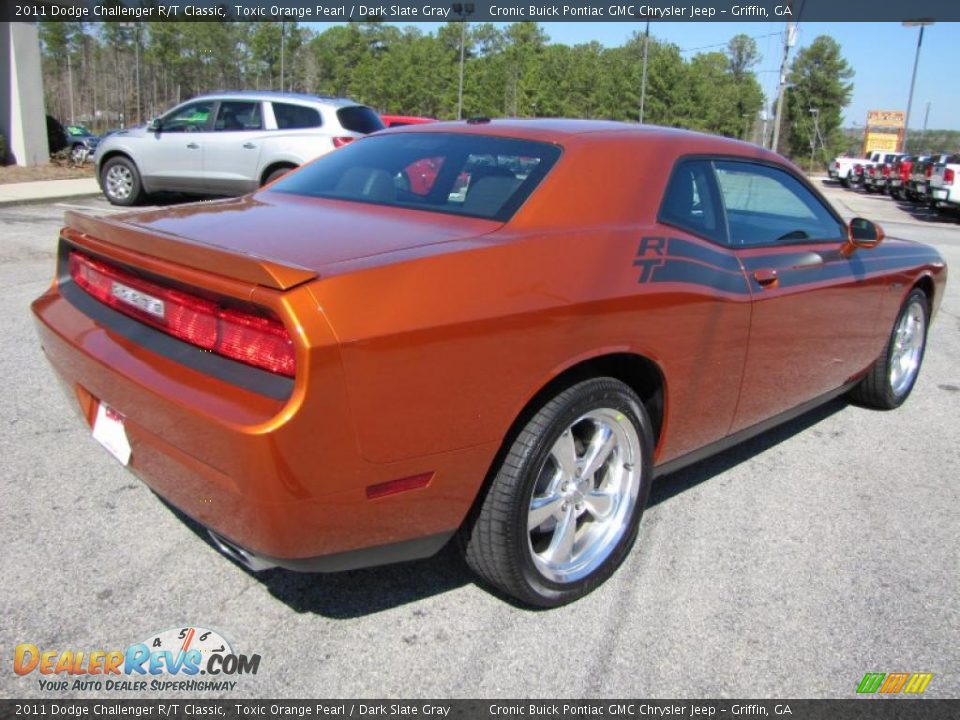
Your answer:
[308,21,960,131]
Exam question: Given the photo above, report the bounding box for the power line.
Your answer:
[678,32,780,55]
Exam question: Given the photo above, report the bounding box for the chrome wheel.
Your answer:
[889,298,926,398]
[527,408,642,584]
[105,164,134,200]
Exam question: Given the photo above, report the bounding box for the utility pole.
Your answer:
[458,21,466,119]
[453,4,474,119]
[809,108,822,171]
[919,101,931,149]
[902,21,933,152]
[771,20,795,154]
[639,21,650,124]
[280,21,286,92]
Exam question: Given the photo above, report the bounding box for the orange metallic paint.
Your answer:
[31,120,947,568]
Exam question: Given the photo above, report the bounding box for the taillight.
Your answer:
[926,165,933,178]
[945,168,955,185]
[68,251,295,377]
[834,161,840,169]
[332,136,354,148]
[882,165,890,177]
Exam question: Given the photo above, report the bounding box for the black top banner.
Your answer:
[5,0,960,22]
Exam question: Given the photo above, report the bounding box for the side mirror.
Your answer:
[841,217,884,257]
[147,118,162,133]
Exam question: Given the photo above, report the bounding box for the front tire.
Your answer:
[462,378,654,607]
[850,289,929,409]
[101,156,144,206]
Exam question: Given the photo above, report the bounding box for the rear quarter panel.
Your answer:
[309,132,766,468]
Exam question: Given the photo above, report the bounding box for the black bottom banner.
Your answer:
[1,700,958,720]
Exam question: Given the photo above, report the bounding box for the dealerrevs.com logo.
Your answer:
[14,627,261,693]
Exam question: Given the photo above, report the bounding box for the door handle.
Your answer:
[753,268,779,288]
[186,142,200,149]
[242,142,256,149]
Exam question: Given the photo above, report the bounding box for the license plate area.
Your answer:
[92,401,132,466]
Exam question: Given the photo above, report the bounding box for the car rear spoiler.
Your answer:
[62,210,318,291]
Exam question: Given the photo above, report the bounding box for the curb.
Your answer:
[0,191,102,208]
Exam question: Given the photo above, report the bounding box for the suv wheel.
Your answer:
[101,157,144,206]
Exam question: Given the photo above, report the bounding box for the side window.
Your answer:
[273,103,322,130]
[161,101,213,133]
[714,161,844,246]
[214,101,262,132]
[658,160,724,244]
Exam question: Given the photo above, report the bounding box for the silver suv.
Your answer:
[95,92,384,206]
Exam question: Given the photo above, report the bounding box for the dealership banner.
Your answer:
[2,700,960,719]
[5,0,960,22]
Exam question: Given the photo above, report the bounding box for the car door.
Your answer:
[712,159,888,433]
[143,99,214,193]
[202,100,266,195]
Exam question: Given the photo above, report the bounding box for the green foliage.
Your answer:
[784,36,854,164]
[38,21,782,142]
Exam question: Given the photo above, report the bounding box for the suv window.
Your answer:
[658,160,724,244]
[336,106,385,134]
[162,101,214,133]
[714,161,844,246]
[273,103,322,129]
[270,133,560,222]
[215,101,262,131]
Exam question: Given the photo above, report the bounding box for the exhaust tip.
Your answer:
[208,530,278,573]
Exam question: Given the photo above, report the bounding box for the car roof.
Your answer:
[383,117,786,161]
[191,91,364,108]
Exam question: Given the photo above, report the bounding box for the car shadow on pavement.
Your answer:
[158,498,473,618]
[159,397,849,618]
[647,397,847,509]
[890,199,960,225]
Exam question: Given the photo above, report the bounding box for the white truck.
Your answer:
[830,151,885,187]
[929,153,960,215]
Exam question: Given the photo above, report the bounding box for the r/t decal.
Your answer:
[634,236,667,283]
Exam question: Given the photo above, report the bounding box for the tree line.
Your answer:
[38,21,860,163]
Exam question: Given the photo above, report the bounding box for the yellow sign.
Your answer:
[866,110,905,129]
[865,131,900,153]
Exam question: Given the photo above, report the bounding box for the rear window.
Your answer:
[269,132,561,222]
[336,106,385,134]
[272,103,322,129]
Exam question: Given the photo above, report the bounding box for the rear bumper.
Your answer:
[31,274,491,571]
[931,186,958,207]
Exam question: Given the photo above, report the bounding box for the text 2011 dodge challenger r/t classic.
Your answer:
[33,120,946,606]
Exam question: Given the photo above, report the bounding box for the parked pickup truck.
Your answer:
[929,153,960,214]
[888,155,918,200]
[864,152,909,194]
[829,153,875,187]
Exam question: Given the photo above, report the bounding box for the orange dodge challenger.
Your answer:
[32,120,946,606]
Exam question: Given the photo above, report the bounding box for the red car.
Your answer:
[32,120,946,606]
[380,114,437,128]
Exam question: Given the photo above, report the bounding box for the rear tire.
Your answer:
[101,156,144,206]
[850,289,929,409]
[461,377,654,607]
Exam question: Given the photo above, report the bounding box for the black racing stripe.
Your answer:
[739,252,824,271]
[651,258,751,295]
[665,237,743,273]
[775,257,933,290]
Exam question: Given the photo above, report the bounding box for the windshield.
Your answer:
[269,132,562,222]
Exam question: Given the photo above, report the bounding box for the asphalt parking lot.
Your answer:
[1,184,957,699]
